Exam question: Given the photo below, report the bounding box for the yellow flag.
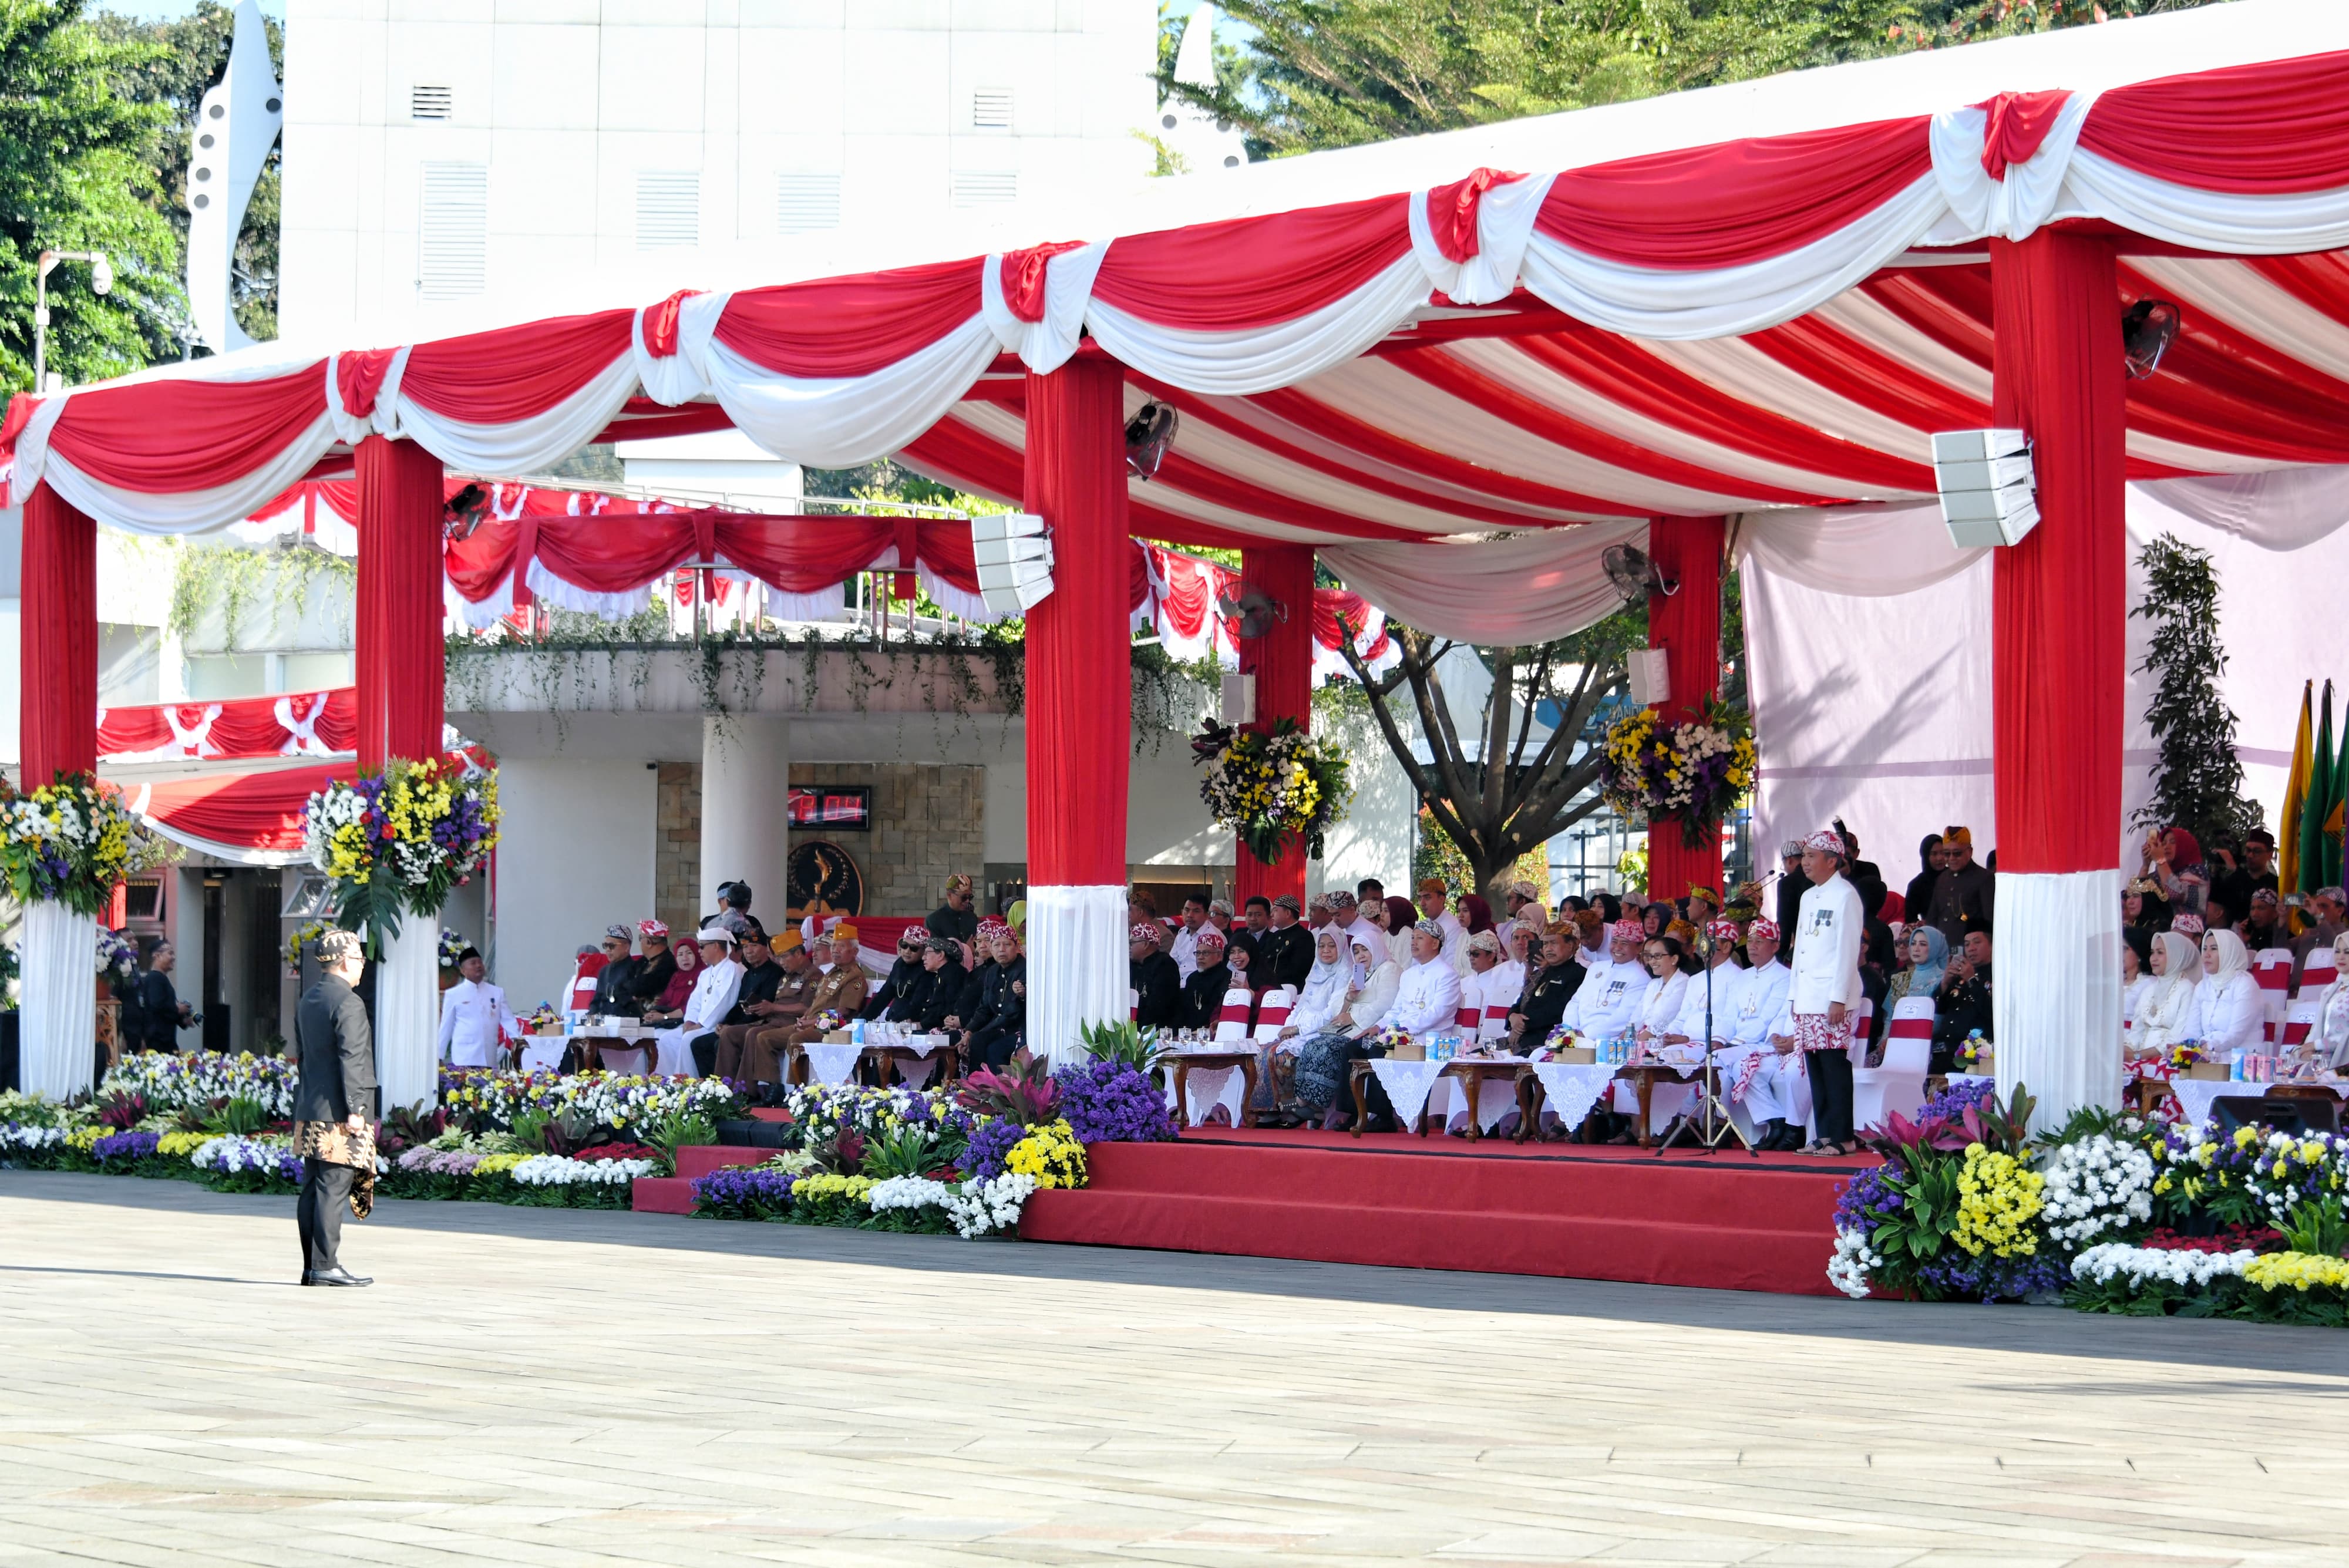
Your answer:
[2281,680,2313,897]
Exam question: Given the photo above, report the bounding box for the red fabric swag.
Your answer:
[1974,90,2074,181]
[2080,51,2349,194]
[714,258,985,379]
[1090,196,1416,331]
[641,290,704,358]
[134,763,343,854]
[398,311,634,425]
[1535,117,1934,271]
[1425,169,1525,264]
[998,241,1090,323]
[22,484,97,785]
[42,365,327,494]
[355,436,447,766]
[336,349,398,419]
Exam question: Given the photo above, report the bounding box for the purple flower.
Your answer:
[693,1167,797,1219]
[90,1130,160,1163]
[964,1118,1024,1182]
[1055,1061,1176,1145]
[1918,1078,1995,1124]
[1833,1158,1906,1234]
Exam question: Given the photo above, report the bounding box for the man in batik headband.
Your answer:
[1788,827,1864,1155]
[1130,921,1182,1029]
[1719,917,1799,1149]
[1179,926,1233,1031]
[1388,918,1465,1041]
[928,873,979,945]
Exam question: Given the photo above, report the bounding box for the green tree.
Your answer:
[89,0,284,342]
[1166,0,2235,155]
[0,0,181,393]
[2131,534,2263,859]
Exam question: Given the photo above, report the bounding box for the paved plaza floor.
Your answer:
[4,1171,2348,1567]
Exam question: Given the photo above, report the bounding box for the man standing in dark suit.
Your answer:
[294,929,378,1288]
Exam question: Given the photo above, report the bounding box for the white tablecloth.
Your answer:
[2167,1076,2349,1129]
[875,1035,951,1088]
[1427,1069,1524,1134]
[1368,1059,1446,1127]
[800,1041,864,1086]
[517,1038,568,1074]
[1529,1062,1619,1131]
[1160,1049,1251,1128]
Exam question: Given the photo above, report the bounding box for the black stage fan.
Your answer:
[1601,543,1679,604]
[2122,298,2182,380]
[443,482,489,541]
[1125,401,1179,480]
[1215,588,1287,640]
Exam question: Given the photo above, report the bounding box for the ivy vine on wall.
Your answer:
[170,543,356,652]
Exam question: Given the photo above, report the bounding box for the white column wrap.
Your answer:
[1028,884,1128,1068]
[700,715,790,929]
[375,914,442,1112]
[1993,869,2121,1132]
[22,903,97,1100]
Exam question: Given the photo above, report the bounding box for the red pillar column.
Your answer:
[19,483,100,1098]
[1644,514,1724,906]
[354,435,446,769]
[353,435,449,1113]
[1231,543,1315,908]
[21,484,97,789]
[1022,356,1132,1061]
[1990,231,2127,1123]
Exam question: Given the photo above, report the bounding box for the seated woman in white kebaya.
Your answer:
[2185,927,2265,1059]
[1289,936,1401,1130]
[2129,930,2202,1063]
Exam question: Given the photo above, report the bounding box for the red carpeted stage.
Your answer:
[1019,1131,1862,1296]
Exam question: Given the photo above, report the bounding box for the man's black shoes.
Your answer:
[303,1267,372,1287]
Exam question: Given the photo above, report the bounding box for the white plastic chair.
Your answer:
[1852,997,1932,1130]
[2254,947,2294,1047]
[1250,986,1295,1044]
[1212,987,1254,1043]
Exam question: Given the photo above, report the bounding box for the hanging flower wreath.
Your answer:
[0,772,158,917]
[302,756,501,954]
[1597,695,1758,850]
[1190,717,1354,866]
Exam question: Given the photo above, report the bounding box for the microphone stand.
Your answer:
[1658,929,1758,1157]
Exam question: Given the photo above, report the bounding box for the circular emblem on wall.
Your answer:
[788,840,864,918]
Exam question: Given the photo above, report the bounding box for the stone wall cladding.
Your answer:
[655,761,702,936]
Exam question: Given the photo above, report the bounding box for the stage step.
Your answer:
[630,1176,695,1214]
[673,1145,765,1181]
[1021,1139,1842,1296]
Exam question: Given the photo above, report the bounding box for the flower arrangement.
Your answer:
[438,928,469,969]
[1952,1145,2044,1259]
[96,927,137,981]
[944,1172,1037,1238]
[1004,1119,1087,1189]
[1056,1059,1176,1145]
[1597,695,1756,849]
[284,919,335,970]
[1190,716,1354,865]
[0,772,155,915]
[807,1010,847,1035]
[2040,1135,2157,1249]
[302,756,500,949]
[99,1052,297,1119]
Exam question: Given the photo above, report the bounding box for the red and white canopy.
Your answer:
[9,7,2349,635]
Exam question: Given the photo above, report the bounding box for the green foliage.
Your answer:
[170,541,356,651]
[2131,535,2265,855]
[200,1095,269,1136]
[0,0,183,393]
[1414,807,1549,901]
[644,1109,718,1176]
[1169,1,2235,157]
[860,1122,950,1181]
[1078,1019,1161,1071]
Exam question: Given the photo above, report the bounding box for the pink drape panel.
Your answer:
[1233,544,1316,906]
[356,436,447,768]
[1646,514,1725,902]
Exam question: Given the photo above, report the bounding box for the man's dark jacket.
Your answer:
[295,974,378,1123]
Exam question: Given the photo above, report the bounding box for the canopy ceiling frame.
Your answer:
[12,0,2349,1113]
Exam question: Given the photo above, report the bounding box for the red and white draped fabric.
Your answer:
[118,762,341,866]
[15,39,2349,543]
[97,688,356,763]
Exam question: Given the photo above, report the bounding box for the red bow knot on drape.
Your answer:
[1424,168,1525,264]
[997,241,1090,324]
[1972,90,2074,181]
[334,348,399,419]
[642,290,704,358]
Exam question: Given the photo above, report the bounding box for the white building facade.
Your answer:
[278,0,1162,341]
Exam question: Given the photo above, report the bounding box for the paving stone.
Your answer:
[5,1172,2349,1567]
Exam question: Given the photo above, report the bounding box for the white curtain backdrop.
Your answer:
[1995,870,2123,1128]
[375,914,442,1111]
[21,903,97,1101]
[1741,468,2349,880]
[1027,884,1127,1068]
[1325,518,1650,646]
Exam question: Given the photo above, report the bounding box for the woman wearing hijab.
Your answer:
[2186,926,2264,1058]
[2131,928,2203,1063]
[1884,926,1948,1011]
[1292,934,1404,1130]
[1383,894,1421,971]
[638,936,700,1026]
[1903,836,1944,938]
[2307,932,2349,1070]
[1270,930,1354,1119]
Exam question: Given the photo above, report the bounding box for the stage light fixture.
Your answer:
[970,510,1055,616]
[1932,429,2039,548]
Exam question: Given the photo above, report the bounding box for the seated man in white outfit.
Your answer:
[1701,918,1801,1150]
[1556,918,1648,1044]
[656,927,743,1077]
[437,946,520,1071]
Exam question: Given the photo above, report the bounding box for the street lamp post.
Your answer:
[32,249,113,392]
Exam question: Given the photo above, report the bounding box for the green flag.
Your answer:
[2304,681,2335,894]
[2331,690,2349,886]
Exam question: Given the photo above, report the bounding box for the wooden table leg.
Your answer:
[1459,1068,1482,1142]
[1172,1061,1192,1129]
[1350,1061,1370,1139]
[1636,1071,1657,1148]
[1239,1055,1259,1128]
[1514,1071,1537,1143]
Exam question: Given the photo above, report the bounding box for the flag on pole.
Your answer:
[2307,682,2337,894]
[2328,694,2349,883]
[2281,681,2313,897]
